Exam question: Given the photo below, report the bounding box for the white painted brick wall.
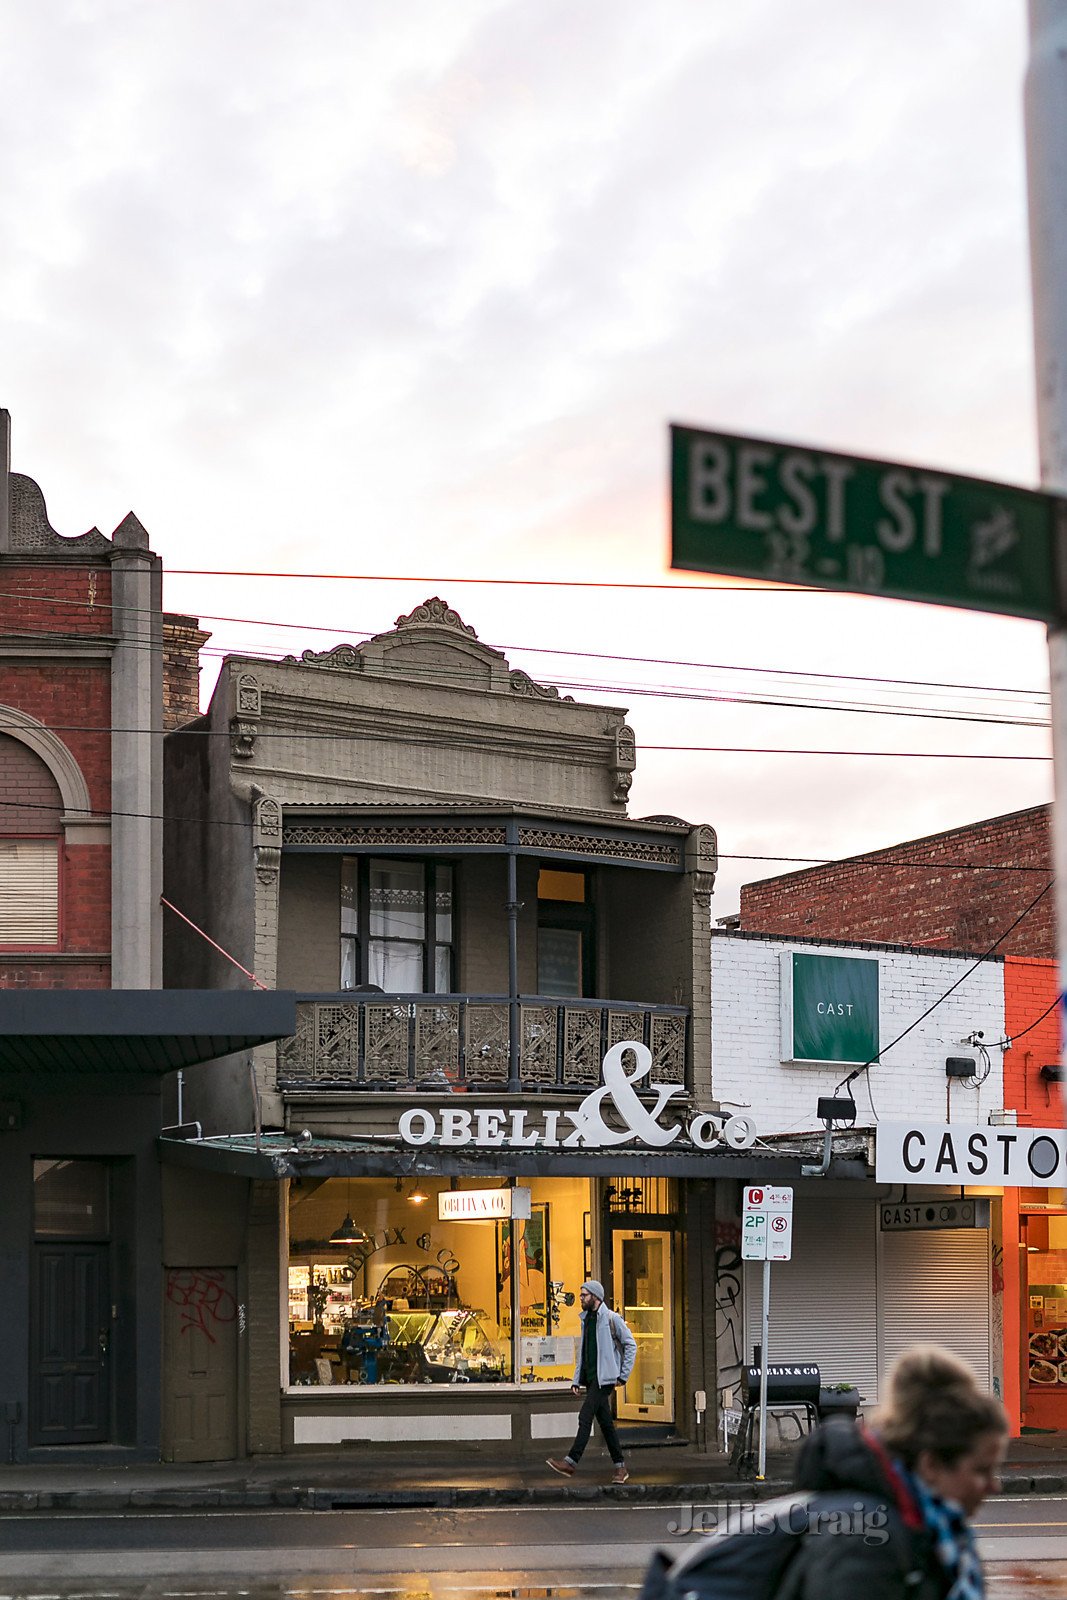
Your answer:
[711,933,1005,1133]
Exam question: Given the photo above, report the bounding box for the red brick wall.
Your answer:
[0,734,63,830]
[1003,955,1062,1124]
[0,558,115,979]
[739,806,1053,958]
[1,563,112,638]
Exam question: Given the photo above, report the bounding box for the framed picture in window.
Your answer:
[496,1205,550,1335]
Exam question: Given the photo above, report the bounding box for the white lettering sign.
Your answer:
[398,1040,759,1153]
[876,1121,1067,1186]
[438,1187,532,1222]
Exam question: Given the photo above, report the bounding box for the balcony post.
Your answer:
[505,823,521,1092]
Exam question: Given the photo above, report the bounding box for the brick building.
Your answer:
[0,412,291,1463]
[731,807,1066,1436]
[738,805,1053,958]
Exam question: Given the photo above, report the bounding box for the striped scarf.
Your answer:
[896,1460,985,1600]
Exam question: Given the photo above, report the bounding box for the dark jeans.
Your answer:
[569,1380,624,1466]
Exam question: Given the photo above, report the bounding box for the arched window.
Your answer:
[0,734,62,946]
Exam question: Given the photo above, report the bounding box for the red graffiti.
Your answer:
[167,1269,237,1344]
[715,1219,741,1247]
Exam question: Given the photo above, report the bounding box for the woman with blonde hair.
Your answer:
[779,1344,1007,1598]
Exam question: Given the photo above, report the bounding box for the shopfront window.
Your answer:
[287,1177,588,1387]
[340,858,453,993]
[1025,1207,1067,1390]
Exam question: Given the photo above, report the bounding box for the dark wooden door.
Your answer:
[31,1243,111,1445]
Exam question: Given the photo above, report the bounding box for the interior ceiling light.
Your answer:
[409,1182,428,1205]
[329,1176,368,1244]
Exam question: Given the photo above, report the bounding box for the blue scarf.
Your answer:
[896,1460,985,1600]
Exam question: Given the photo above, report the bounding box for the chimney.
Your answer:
[163,613,211,730]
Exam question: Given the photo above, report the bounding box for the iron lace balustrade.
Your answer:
[276,995,689,1092]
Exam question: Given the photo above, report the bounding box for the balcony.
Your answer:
[277,995,689,1092]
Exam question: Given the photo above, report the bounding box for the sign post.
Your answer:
[1026,2,1067,1040]
[742,1184,793,1479]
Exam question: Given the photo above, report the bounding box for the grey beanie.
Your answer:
[581,1279,606,1302]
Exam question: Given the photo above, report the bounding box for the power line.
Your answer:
[5,590,1052,702]
[0,788,1052,875]
[0,711,1048,761]
[837,877,1055,1101]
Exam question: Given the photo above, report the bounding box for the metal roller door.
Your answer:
[745,1195,879,1404]
[879,1228,991,1389]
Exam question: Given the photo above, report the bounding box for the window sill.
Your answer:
[283,1380,574,1398]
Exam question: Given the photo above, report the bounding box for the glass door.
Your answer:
[612,1228,673,1423]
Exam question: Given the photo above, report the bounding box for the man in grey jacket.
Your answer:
[547,1279,638,1484]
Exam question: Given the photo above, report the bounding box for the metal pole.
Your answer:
[505,838,521,1092]
[757,1258,770,1481]
[1026,1,1067,1041]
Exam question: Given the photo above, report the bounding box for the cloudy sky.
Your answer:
[1,0,1051,912]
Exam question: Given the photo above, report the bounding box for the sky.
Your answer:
[0,0,1052,914]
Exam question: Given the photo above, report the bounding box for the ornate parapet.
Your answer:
[253,793,282,886]
[230,672,262,760]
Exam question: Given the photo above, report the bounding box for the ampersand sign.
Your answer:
[565,1040,684,1147]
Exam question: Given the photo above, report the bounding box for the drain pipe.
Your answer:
[800,1097,858,1178]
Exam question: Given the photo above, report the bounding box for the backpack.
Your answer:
[637,1490,893,1600]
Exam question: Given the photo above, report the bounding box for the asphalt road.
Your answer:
[0,1497,1066,1594]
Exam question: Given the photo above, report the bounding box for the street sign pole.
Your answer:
[757,1258,771,1481]
[1026,1,1067,1052]
[742,1185,792,1480]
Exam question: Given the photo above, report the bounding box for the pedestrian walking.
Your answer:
[778,1343,1007,1599]
[546,1279,637,1484]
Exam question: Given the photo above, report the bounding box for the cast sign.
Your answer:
[876,1121,1067,1186]
[879,1198,991,1233]
[397,1040,758,1152]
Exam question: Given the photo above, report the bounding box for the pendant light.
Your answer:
[329,1176,368,1244]
[409,1181,428,1205]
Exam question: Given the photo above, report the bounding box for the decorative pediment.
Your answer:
[8,474,111,554]
[281,596,572,699]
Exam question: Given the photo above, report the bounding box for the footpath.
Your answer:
[3,1434,1067,1513]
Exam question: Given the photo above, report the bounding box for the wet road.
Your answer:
[0,1497,1065,1596]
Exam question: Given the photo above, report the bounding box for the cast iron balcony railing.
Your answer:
[276,995,689,1092]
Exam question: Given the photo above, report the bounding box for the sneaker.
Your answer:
[546,1457,576,1477]
[611,1464,629,1484]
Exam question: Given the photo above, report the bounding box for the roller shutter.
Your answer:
[745,1195,879,1404]
[879,1227,991,1389]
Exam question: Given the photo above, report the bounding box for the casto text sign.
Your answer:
[877,1121,1067,1185]
[670,423,1060,621]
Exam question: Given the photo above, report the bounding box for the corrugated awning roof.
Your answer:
[0,989,296,1077]
[158,1129,869,1182]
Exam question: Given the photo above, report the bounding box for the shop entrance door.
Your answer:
[612,1229,673,1423]
[30,1242,111,1445]
[163,1268,240,1462]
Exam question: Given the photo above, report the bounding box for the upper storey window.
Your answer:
[341,858,453,994]
[0,735,62,948]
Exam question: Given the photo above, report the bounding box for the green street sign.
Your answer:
[670,423,1064,621]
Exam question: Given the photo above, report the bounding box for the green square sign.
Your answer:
[782,952,879,1065]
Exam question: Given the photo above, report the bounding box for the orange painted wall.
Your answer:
[1004,956,1064,1432]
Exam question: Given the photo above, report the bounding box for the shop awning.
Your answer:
[158,1129,869,1182]
[0,989,297,1077]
